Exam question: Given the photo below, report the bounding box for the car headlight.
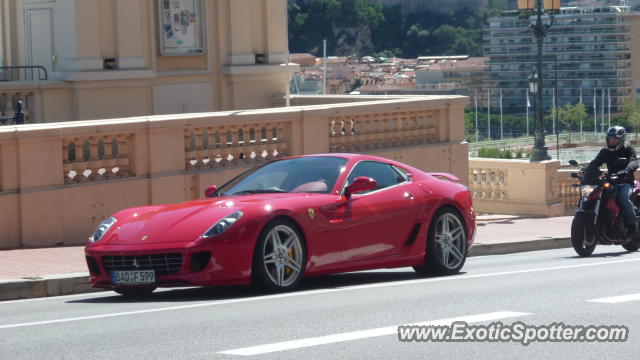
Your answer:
[201,211,243,238]
[580,185,595,197]
[89,216,117,243]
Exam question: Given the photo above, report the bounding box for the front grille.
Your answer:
[102,253,183,276]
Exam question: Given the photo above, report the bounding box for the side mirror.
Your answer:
[345,177,377,197]
[568,160,579,167]
[204,185,218,198]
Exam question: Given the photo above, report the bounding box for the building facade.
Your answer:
[485,4,640,114]
[0,0,297,123]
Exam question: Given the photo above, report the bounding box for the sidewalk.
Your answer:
[0,215,573,300]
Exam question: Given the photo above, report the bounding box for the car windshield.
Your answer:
[216,156,348,196]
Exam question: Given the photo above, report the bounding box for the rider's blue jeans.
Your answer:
[615,183,636,225]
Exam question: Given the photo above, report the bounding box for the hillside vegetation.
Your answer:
[288,0,511,57]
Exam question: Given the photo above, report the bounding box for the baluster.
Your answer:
[184,130,196,170]
[103,137,117,179]
[371,117,380,149]
[115,135,131,177]
[246,127,257,163]
[193,129,206,169]
[238,127,250,164]
[211,128,223,167]
[275,123,288,157]
[225,128,236,165]
[328,119,337,152]
[72,139,90,183]
[63,141,75,184]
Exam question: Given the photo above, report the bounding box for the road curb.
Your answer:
[469,238,571,257]
[0,238,573,301]
[0,273,101,301]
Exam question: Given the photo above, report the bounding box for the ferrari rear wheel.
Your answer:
[414,208,467,276]
[253,218,306,291]
[113,287,156,297]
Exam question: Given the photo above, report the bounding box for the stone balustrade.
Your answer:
[328,110,438,153]
[184,122,290,170]
[0,95,468,248]
[469,159,640,217]
[468,158,565,217]
[63,134,133,184]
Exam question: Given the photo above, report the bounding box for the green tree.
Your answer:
[404,24,430,57]
[622,100,640,138]
[548,103,587,143]
[464,111,475,141]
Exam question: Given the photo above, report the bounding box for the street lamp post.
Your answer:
[518,0,560,162]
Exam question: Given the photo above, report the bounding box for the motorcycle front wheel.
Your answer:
[571,213,597,257]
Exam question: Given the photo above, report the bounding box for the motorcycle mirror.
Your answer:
[568,160,579,167]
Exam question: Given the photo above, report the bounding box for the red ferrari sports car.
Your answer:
[85,154,475,296]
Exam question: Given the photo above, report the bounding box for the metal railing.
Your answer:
[0,66,48,81]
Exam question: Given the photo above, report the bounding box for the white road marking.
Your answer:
[0,287,198,305]
[587,293,640,304]
[0,292,112,304]
[218,311,531,356]
[1,256,639,329]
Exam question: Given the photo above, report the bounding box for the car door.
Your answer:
[339,161,421,262]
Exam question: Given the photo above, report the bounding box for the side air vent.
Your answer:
[405,224,422,245]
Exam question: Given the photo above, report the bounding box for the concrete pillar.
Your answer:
[115,0,146,69]
[264,0,286,64]
[76,0,102,70]
[228,0,254,65]
[56,0,102,71]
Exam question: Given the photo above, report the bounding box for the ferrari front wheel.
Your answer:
[414,208,467,276]
[253,219,307,291]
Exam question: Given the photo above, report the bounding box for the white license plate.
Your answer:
[111,270,155,285]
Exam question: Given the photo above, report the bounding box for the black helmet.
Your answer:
[606,125,626,151]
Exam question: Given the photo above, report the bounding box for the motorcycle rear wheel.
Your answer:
[622,242,640,252]
[571,213,597,257]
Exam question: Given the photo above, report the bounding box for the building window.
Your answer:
[158,0,205,56]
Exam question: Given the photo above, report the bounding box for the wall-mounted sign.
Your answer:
[158,0,205,56]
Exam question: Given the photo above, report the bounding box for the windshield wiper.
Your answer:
[232,189,287,195]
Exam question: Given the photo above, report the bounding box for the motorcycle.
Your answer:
[568,159,640,257]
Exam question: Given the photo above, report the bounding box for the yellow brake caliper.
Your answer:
[285,248,294,275]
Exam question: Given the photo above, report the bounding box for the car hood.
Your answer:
[101,193,312,245]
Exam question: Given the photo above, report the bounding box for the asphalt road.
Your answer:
[1,247,640,360]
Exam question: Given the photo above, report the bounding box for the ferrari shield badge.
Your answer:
[307,208,315,220]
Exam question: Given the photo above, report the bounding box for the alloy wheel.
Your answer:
[262,225,304,287]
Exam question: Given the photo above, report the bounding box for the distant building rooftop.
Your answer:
[417,55,469,61]
[425,57,489,71]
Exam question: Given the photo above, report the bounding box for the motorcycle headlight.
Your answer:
[580,185,595,197]
[89,216,117,243]
[201,211,243,238]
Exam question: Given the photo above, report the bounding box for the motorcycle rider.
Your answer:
[584,126,639,240]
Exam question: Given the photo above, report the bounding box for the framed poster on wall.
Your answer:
[158,0,205,55]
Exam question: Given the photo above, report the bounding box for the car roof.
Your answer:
[286,153,394,163]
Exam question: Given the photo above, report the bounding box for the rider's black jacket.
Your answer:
[584,141,639,185]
